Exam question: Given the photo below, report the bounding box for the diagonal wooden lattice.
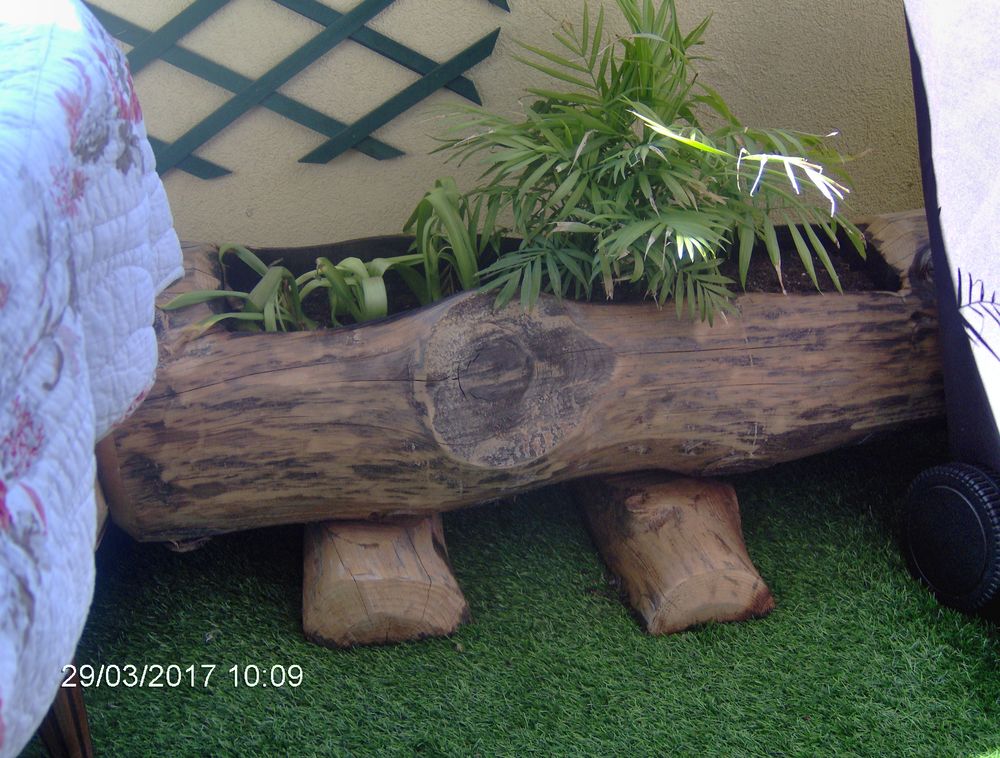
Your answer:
[86,0,506,178]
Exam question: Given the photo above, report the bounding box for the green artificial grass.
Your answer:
[23,422,1000,756]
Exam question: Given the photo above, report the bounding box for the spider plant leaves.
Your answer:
[404,179,482,301]
[336,257,371,281]
[297,276,327,301]
[423,179,480,290]
[162,289,250,309]
[189,311,266,333]
[360,276,389,320]
[316,257,389,323]
[246,266,293,313]
[219,243,268,277]
[395,265,432,307]
[263,299,278,332]
[281,269,314,330]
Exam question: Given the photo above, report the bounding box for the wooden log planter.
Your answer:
[99,210,942,644]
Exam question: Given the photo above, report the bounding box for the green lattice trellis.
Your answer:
[85,0,507,178]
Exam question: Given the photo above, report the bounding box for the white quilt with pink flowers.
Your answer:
[0,3,182,754]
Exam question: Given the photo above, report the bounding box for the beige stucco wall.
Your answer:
[94,0,921,246]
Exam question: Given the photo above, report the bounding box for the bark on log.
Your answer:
[109,215,942,540]
[576,474,774,634]
[302,514,469,647]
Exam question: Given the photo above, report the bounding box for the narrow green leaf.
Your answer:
[546,169,582,211]
[494,271,521,309]
[554,249,590,293]
[338,257,371,281]
[359,277,388,321]
[263,299,277,332]
[525,88,602,106]
[843,222,867,259]
[162,289,250,309]
[685,270,696,318]
[762,218,783,291]
[247,267,289,313]
[298,278,329,299]
[787,220,819,290]
[219,244,268,277]
[512,56,593,89]
[520,256,537,309]
[192,311,265,332]
[589,5,605,70]
[318,258,362,322]
[394,265,430,306]
[516,41,591,72]
[804,221,843,293]
[545,252,563,297]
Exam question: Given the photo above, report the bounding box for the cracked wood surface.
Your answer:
[109,213,942,541]
[576,474,775,634]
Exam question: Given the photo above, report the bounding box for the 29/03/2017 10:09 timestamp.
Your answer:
[61,663,304,688]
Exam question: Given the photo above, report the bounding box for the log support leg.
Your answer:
[575,474,774,635]
[302,514,469,647]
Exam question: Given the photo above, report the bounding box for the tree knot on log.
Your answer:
[415,294,615,469]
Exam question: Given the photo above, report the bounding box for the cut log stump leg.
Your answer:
[303,514,470,647]
[575,474,774,635]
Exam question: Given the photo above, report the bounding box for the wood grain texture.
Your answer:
[860,209,931,292]
[576,474,774,634]
[112,216,943,541]
[302,514,469,647]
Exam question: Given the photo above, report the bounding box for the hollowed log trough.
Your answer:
[100,210,942,645]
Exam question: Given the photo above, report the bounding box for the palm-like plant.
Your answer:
[423,0,865,321]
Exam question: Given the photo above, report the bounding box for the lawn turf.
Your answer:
[22,421,1000,756]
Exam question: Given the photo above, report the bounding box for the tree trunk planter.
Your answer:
[99,210,942,644]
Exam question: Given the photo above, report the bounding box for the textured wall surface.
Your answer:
[93,0,922,246]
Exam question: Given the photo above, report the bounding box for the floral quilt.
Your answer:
[0,2,181,754]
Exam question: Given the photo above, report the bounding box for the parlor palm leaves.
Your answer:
[169,0,867,331]
[415,0,865,321]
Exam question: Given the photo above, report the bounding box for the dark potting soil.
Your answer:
[718,223,893,295]
[228,224,891,329]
